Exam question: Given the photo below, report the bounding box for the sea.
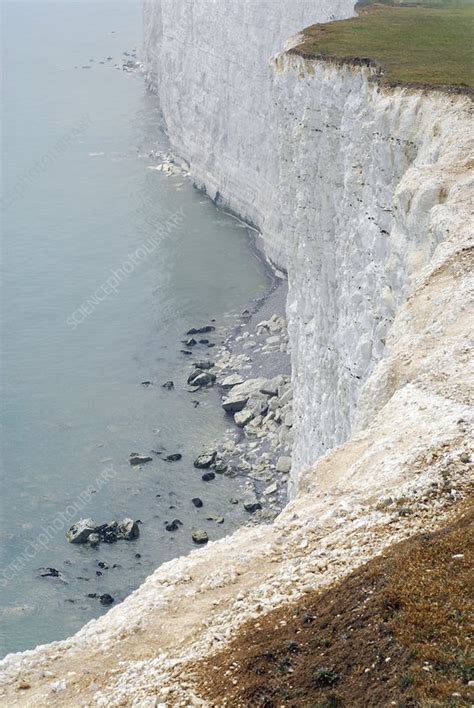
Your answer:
[0,0,270,656]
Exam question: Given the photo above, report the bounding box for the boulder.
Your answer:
[99,594,114,606]
[222,392,250,413]
[192,530,209,544]
[194,451,217,468]
[186,325,215,335]
[222,378,269,413]
[165,519,182,532]
[162,381,174,390]
[276,456,292,474]
[38,567,60,578]
[98,521,118,544]
[129,453,152,466]
[202,472,216,482]
[259,375,284,397]
[187,368,204,384]
[278,387,293,407]
[164,453,182,462]
[192,361,214,370]
[191,497,203,508]
[117,518,140,540]
[221,374,245,389]
[66,519,97,544]
[192,372,216,387]
[234,395,269,428]
[243,498,262,513]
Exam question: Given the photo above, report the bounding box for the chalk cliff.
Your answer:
[143,0,472,490]
[0,1,471,704]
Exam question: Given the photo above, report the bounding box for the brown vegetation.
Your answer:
[193,498,473,706]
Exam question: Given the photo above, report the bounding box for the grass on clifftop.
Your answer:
[194,499,473,706]
[292,1,474,91]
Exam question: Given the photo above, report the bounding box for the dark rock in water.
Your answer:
[164,453,182,462]
[193,361,214,370]
[96,570,102,577]
[193,372,216,387]
[88,593,98,598]
[162,381,174,390]
[229,498,239,505]
[135,553,141,559]
[184,338,197,347]
[207,343,216,348]
[186,325,215,335]
[165,519,183,532]
[192,530,209,544]
[97,521,118,544]
[141,380,153,387]
[199,339,209,344]
[194,451,216,469]
[192,400,200,408]
[191,497,203,508]
[99,594,114,606]
[213,461,228,474]
[98,562,108,569]
[180,349,192,356]
[243,499,262,513]
[66,518,97,544]
[202,472,215,482]
[117,518,140,540]
[38,567,60,578]
[129,453,153,465]
[188,368,216,387]
[187,368,204,384]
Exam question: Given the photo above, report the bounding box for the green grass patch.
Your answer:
[292,1,474,91]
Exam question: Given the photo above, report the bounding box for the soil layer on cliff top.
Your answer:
[193,498,473,706]
[291,1,474,91]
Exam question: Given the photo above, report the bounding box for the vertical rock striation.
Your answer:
[144,0,472,493]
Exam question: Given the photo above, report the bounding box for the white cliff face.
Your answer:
[143,0,355,263]
[144,1,473,493]
[273,56,473,487]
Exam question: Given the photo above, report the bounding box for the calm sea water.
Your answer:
[0,0,270,656]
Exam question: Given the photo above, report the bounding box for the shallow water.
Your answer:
[0,0,270,656]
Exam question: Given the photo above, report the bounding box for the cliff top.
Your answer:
[290,1,474,92]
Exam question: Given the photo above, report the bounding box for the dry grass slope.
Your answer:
[194,498,473,707]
